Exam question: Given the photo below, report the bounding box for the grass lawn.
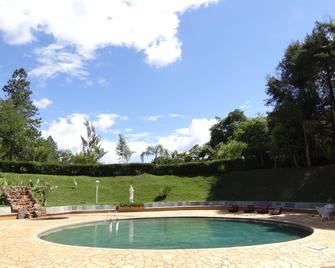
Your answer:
[1,164,335,206]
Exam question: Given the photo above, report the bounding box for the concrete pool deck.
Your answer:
[1,210,335,268]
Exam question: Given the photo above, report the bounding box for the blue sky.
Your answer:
[0,0,334,163]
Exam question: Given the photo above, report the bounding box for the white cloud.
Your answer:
[0,0,218,78]
[93,114,120,132]
[141,115,163,121]
[33,98,53,109]
[42,113,88,152]
[158,118,216,151]
[42,113,216,163]
[29,44,92,79]
[42,113,126,152]
[239,100,251,110]
[168,113,182,118]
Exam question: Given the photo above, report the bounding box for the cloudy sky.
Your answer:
[0,0,334,163]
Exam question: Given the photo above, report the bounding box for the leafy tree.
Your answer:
[74,119,106,164]
[0,100,28,160]
[28,136,59,162]
[235,116,270,167]
[213,140,247,160]
[57,149,75,164]
[141,144,169,163]
[115,134,134,163]
[209,109,247,147]
[2,68,41,136]
[266,41,320,166]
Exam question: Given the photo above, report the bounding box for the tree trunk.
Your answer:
[259,152,264,168]
[302,122,312,167]
[326,69,335,145]
[292,153,299,167]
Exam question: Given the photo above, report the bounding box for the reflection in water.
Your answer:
[116,221,119,233]
[129,220,134,243]
[94,224,98,247]
[109,221,120,234]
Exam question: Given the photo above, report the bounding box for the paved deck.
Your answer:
[1,210,335,268]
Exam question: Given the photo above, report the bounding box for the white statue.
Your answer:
[129,185,134,204]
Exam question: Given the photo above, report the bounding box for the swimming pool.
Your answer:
[40,217,312,249]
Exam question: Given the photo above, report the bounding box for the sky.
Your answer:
[0,0,334,163]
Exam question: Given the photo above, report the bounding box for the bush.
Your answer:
[118,202,144,207]
[159,186,172,198]
[0,158,271,177]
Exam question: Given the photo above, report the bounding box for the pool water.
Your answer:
[40,217,312,249]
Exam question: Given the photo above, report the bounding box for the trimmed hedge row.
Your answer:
[0,159,272,177]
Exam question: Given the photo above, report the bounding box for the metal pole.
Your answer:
[96,180,100,204]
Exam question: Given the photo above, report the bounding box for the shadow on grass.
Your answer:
[154,195,167,202]
[206,166,335,203]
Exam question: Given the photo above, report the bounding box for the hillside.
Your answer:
[1,165,334,206]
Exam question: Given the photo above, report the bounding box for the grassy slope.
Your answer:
[1,165,335,206]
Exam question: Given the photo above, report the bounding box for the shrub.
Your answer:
[118,202,144,207]
[160,186,172,198]
[0,158,270,177]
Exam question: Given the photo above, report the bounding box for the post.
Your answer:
[96,180,100,204]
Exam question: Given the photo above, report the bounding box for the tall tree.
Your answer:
[0,100,28,160]
[2,68,41,135]
[266,41,320,166]
[74,119,106,164]
[115,134,134,163]
[209,109,247,148]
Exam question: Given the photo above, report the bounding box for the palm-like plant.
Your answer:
[141,144,169,163]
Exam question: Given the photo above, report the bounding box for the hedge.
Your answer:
[0,158,273,177]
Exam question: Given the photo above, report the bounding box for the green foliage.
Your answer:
[0,158,263,177]
[118,202,144,207]
[214,141,247,160]
[141,144,169,163]
[0,100,29,160]
[266,19,335,166]
[115,134,134,163]
[160,186,172,198]
[209,109,247,148]
[74,119,106,164]
[38,182,58,206]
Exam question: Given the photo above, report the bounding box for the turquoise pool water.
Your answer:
[40,217,312,249]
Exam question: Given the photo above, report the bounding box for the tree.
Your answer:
[28,136,59,162]
[209,109,247,148]
[235,116,270,167]
[213,140,247,160]
[115,134,134,163]
[141,144,169,163]
[0,100,28,160]
[57,149,75,165]
[266,41,320,166]
[74,119,106,164]
[2,68,41,136]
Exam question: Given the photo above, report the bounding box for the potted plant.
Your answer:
[117,202,145,212]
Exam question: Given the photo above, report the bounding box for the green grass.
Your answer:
[1,165,335,206]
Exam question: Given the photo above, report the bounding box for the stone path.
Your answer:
[1,210,335,267]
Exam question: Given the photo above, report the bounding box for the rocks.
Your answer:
[4,186,41,219]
